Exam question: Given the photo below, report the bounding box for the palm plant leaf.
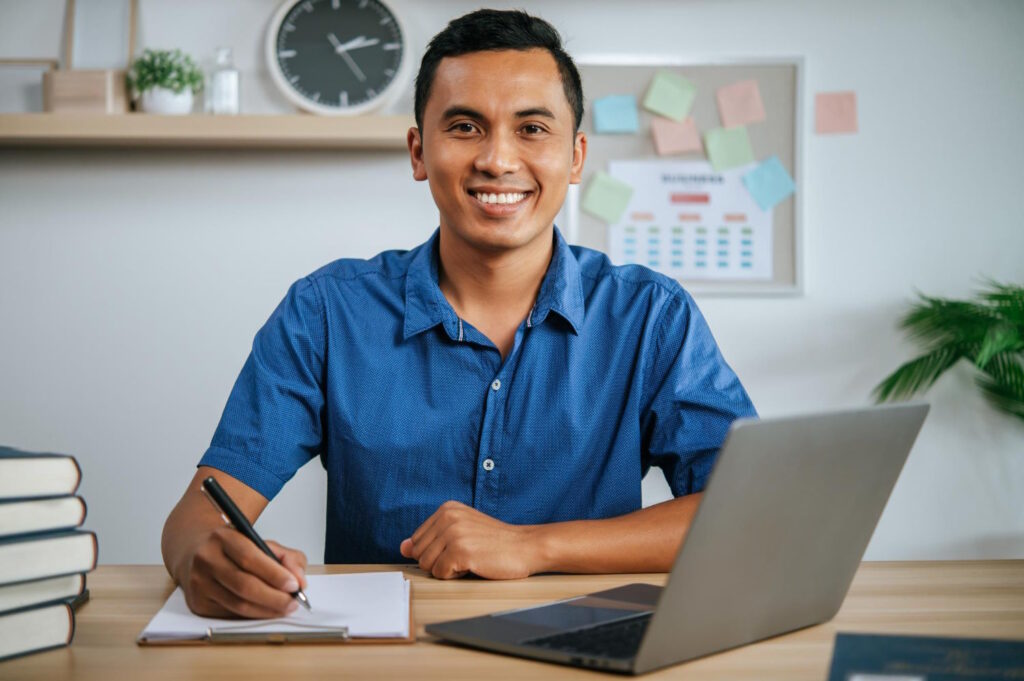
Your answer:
[977,352,1024,420]
[874,280,1024,422]
[978,279,1024,327]
[873,346,963,402]
[899,296,994,349]
[975,324,1024,369]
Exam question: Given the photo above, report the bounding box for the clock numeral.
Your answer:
[382,43,400,51]
[312,92,321,102]
[384,68,395,77]
[283,23,296,31]
[279,50,297,58]
[301,1,313,11]
[359,0,368,7]
[289,75,300,84]
[379,17,392,25]
[340,91,349,107]
[367,88,376,98]
[332,0,340,8]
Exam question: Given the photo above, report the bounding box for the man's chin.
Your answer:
[445,221,551,253]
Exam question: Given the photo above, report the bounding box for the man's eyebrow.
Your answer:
[515,107,556,119]
[439,106,558,121]
[441,106,485,120]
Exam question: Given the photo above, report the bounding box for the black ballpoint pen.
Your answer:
[200,476,312,611]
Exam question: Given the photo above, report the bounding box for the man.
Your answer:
[162,9,756,619]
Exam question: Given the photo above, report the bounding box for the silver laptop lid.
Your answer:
[635,403,929,674]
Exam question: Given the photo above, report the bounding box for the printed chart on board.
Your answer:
[607,160,773,281]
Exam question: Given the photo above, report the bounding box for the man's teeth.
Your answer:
[473,191,527,205]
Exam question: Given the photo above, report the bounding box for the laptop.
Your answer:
[426,403,930,675]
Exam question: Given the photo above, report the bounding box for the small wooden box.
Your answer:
[42,69,129,113]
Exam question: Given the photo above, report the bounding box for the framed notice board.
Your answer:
[559,56,804,296]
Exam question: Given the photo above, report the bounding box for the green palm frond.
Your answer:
[874,280,1024,424]
[873,346,963,402]
[978,279,1024,326]
[976,324,1023,369]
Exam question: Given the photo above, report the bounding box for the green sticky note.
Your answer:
[581,172,633,224]
[704,126,755,171]
[642,71,696,121]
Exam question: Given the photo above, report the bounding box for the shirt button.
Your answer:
[482,458,495,471]
[491,379,501,391]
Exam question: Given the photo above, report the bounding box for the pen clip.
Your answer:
[199,483,233,529]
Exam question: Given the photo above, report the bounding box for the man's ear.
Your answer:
[408,127,428,181]
[569,131,587,184]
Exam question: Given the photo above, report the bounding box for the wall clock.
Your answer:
[266,0,411,115]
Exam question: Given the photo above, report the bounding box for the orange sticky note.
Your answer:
[650,117,703,156]
[815,91,858,134]
[716,79,766,128]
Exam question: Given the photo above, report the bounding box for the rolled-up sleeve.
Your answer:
[199,277,326,500]
[641,287,757,497]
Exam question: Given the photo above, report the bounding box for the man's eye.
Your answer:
[522,124,545,135]
[451,122,477,133]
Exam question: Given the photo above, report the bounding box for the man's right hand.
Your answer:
[162,467,308,619]
[176,528,308,618]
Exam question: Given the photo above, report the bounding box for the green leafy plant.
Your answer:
[126,49,203,96]
[874,281,1024,422]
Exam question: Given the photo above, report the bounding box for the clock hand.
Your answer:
[327,32,366,82]
[333,36,380,53]
[346,38,380,50]
[339,49,366,82]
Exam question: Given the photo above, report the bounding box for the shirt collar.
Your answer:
[403,227,585,341]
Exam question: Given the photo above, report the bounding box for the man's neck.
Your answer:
[437,227,553,342]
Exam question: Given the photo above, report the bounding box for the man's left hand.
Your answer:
[399,501,543,579]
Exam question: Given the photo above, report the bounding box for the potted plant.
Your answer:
[127,49,203,115]
[874,281,1024,422]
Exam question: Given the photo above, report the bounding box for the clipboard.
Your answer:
[137,574,414,646]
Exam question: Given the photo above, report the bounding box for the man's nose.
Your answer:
[473,129,520,176]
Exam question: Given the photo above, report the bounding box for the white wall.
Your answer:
[1,0,1022,564]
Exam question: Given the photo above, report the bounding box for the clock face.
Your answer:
[267,0,407,115]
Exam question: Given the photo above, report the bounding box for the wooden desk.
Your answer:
[5,562,1023,679]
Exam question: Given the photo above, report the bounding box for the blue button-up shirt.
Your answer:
[199,228,756,563]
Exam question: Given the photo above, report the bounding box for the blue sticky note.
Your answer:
[593,95,639,134]
[743,156,796,210]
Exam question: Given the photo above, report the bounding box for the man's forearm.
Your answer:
[529,493,703,574]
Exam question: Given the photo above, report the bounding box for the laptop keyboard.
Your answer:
[522,613,652,660]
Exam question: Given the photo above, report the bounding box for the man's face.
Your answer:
[409,48,586,254]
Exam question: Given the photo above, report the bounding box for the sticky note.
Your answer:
[581,172,633,224]
[815,91,858,134]
[704,127,755,171]
[592,95,639,134]
[642,71,696,122]
[650,117,703,156]
[743,156,795,210]
[716,79,766,128]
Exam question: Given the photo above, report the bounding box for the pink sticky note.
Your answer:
[716,79,766,128]
[651,116,703,156]
[815,91,858,134]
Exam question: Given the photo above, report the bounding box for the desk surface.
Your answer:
[4,562,1023,680]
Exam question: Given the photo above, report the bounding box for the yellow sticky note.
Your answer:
[642,71,696,122]
[704,127,755,171]
[581,172,633,224]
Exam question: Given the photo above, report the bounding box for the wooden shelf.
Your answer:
[0,113,414,150]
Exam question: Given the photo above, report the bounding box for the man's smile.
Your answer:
[467,187,535,215]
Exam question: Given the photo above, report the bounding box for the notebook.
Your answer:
[138,572,412,645]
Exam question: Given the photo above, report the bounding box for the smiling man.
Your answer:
[161,9,756,618]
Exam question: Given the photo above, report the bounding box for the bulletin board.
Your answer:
[560,56,804,296]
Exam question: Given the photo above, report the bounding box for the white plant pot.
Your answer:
[140,87,194,115]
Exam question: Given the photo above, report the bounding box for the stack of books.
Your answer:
[0,445,98,662]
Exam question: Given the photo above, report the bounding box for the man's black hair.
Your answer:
[414,9,584,133]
